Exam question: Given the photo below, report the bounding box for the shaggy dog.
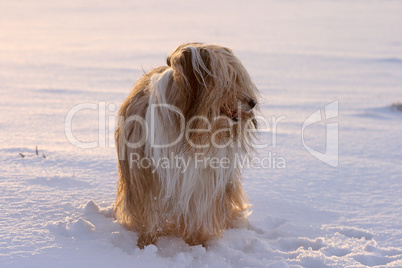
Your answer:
[114,43,259,248]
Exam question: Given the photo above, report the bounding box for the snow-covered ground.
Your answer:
[1,0,402,267]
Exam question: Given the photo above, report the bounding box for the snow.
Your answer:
[1,0,402,267]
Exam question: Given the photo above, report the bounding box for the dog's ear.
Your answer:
[167,45,212,91]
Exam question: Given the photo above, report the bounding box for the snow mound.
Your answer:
[43,201,402,267]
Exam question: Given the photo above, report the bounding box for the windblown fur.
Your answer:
[114,43,259,248]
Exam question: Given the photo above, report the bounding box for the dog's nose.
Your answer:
[248,99,256,109]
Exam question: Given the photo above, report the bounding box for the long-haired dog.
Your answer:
[114,43,259,248]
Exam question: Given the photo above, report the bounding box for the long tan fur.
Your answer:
[114,43,259,248]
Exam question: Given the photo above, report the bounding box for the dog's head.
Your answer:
[155,43,259,150]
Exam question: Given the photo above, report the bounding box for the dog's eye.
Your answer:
[220,106,239,122]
